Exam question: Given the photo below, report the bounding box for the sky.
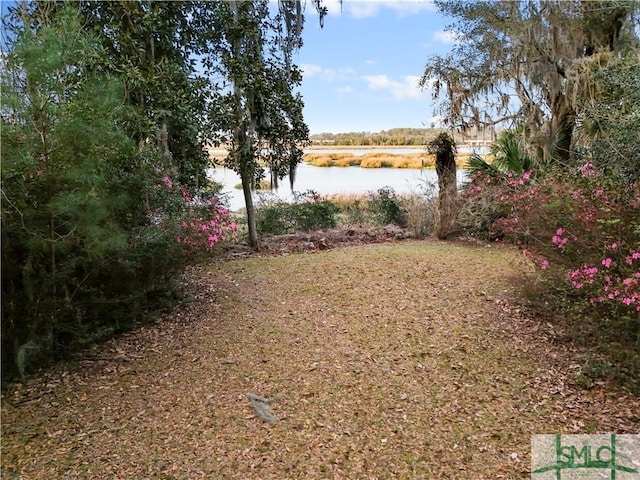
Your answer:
[295,0,455,134]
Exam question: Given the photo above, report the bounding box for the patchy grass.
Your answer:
[2,241,638,479]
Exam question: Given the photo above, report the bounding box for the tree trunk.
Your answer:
[229,1,259,250]
[433,134,458,240]
[550,94,575,164]
[240,165,259,250]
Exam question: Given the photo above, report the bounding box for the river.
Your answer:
[208,163,470,212]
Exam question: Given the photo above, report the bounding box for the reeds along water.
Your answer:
[208,149,474,169]
[303,152,472,169]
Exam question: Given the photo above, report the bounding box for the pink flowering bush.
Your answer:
[152,170,237,257]
[462,161,640,388]
[177,201,238,254]
[462,165,640,316]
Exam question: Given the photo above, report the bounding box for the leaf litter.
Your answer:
[2,239,638,479]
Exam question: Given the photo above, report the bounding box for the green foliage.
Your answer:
[574,55,640,182]
[423,0,639,163]
[489,131,534,174]
[78,1,210,188]
[193,0,310,248]
[459,51,640,387]
[0,6,231,379]
[342,199,368,226]
[256,191,338,236]
[309,128,452,146]
[461,164,640,388]
[367,187,407,227]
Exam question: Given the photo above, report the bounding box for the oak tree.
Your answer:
[421,0,638,163]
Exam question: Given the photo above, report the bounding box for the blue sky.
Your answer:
[296,0,455,134]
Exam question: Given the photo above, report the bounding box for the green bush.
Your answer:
[457,56,640,388]
[256,190,338,236]
[367,187,407,227]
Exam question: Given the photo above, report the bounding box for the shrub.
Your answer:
[403,181,439,238]
[256,190,338,236]
[367,187,407,227]
[461,164,640,388]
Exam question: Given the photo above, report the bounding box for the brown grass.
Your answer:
[304,152,472,169]
[210,148,473,169]
[2,241,637,479]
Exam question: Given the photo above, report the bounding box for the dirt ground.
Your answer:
[2,237,638,479]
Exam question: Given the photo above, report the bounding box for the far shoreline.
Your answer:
[209,144,485,170]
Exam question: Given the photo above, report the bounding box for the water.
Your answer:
[306,146,490,156]
[208,163,469,212]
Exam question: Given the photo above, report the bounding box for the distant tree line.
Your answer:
[310,127,493,146]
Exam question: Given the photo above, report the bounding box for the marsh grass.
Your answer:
[211,150,474,169]
[304,152,472,169]
[234,180,273,190]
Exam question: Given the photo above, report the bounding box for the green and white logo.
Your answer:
[532,434,640,479]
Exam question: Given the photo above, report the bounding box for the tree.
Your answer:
[1,5,139,374]
[77,1,210,188]
[193,1,310,249]
[1,3,237,378]
[573,54,640,182]
[421,0,638,164]
[427,133,458,239]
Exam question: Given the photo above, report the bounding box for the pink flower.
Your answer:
[602,258,613,268]
[540,259,549,270]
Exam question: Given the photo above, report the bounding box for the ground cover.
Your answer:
[2,240,638,479]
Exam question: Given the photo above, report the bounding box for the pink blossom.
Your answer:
[602,258,613,268]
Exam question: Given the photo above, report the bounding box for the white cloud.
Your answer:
[348,2,380,18]
[432,30,460,44]
[301,63,356,82]
[362,74,426,100]
[301,63,323,78]
[336,85,354,94]
[344,1,435,18]
[365,59,377,65]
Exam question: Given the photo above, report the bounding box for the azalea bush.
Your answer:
[151,170,237,256]
[463,166,640,315]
